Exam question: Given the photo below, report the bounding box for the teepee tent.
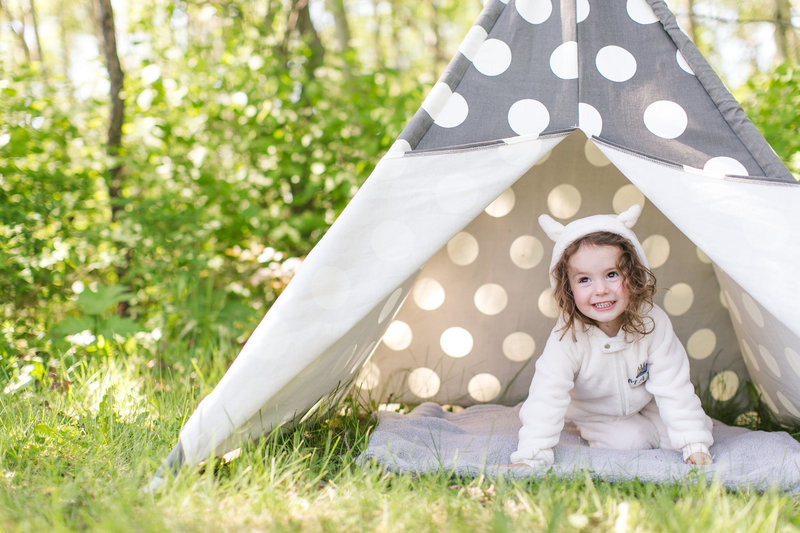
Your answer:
[161,0,800,470]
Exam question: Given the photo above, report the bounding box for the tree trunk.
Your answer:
[387,0,404,69]
[773,0,797,63]
[57,0,70,78]
[686,0,698,45]
[0,0,32,62]
[326,0,351,53]
[93,0,129,314]
[283,0,325,72]
[372,0,384,68]
[429,2,447,79]
[27,0,43,63]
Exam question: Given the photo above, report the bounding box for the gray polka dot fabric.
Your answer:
[368,133,746,408]
[368,0,800,421]
[397,0,794,183]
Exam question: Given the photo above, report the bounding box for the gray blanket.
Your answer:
[361,402,800,492]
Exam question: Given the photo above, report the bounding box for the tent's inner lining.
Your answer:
[364,131,744,407]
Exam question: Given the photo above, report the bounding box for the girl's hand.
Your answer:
[686,452,712,465]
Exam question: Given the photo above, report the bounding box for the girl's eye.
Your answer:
[578,277,590,284]
[607,271,619,279]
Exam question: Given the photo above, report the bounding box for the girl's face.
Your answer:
[567,243,630,337]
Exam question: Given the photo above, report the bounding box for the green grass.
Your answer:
[2,337,800,532]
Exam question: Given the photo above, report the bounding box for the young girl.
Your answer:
[509,205,713,468]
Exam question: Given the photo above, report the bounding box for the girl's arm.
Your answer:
[644,306,714,461]
[509,329,580,467]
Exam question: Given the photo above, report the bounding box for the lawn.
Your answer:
[1,334,799,532]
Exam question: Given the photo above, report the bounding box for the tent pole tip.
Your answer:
[145,442,185,493]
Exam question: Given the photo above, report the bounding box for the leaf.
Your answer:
[75,285,134,316]
[51,316,94,337]
[100,315,141,338]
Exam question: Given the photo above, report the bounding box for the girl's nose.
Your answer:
[594,281,609,295]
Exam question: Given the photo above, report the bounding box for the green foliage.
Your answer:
[739,61,800,180]
[0,7,423,381]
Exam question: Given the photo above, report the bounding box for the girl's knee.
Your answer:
[579,416,659,450]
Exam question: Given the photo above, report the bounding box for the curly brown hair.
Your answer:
[551,231,656,340]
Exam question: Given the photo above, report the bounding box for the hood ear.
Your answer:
[538,214,564,242]
[617,204,643,229]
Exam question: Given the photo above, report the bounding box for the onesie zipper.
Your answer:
[616,354,629,416]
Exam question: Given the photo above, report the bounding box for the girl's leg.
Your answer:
[639,399,673,449]
[575,413,661,450]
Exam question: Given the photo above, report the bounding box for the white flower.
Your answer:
[66,330,96,347]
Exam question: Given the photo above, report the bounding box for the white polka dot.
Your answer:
[596,46,637,82]
[435,92,469,128]
[550,41,578,80]
[538,288,559,318]
[547,184,582,219]
[357,362,381,390]
[516,0,552,24]
[383,320,413,351]
[664,283,694,316]
[510,235,544,269]
[508,99,550,137]
[641,234,670,269]
[474,283,508,315]
[777,391,800,419]
[584,139,611,166]
[676,50,694,75]
[412,278,445,311]
[421,82,452,120]
[387,139,412,156]
[724,290,742,324]
[758,344,781,377]
[440,327,474,358]
[311,265,351,310]
[703,156,748,177]
[758,384,779,414]
[741,339,760,372]
[696,247,712,264]
[350,341,376,374]
[474,39,512,76]
[578,103,602,137]
[458,25,488,61]
[643,100,687,139]
[468,373,502,402]
[612,184,645,214]
[408,367,441,398]
[687,328,716,360]
[785,347,800,379]
[485,188,516,217]
[378,287,404,323]
[576,0,590,22]
[447,232,480,266]
[503,332,536,362]
[435,172,482,215]
[710,370,739,402]
[627,0,658,24]
[741,293,765,328]
[372,220,415,262]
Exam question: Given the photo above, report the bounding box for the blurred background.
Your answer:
[0,0,798,395]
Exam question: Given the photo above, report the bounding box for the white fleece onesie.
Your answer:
[510,205,713,468]
[509,304,714,467]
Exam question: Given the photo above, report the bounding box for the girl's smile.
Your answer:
[567,243,630,337]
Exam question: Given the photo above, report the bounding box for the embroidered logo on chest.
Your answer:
[628,362,649,387]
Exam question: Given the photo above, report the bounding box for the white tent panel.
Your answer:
[597,141,800,423]
[177,136,561,463]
